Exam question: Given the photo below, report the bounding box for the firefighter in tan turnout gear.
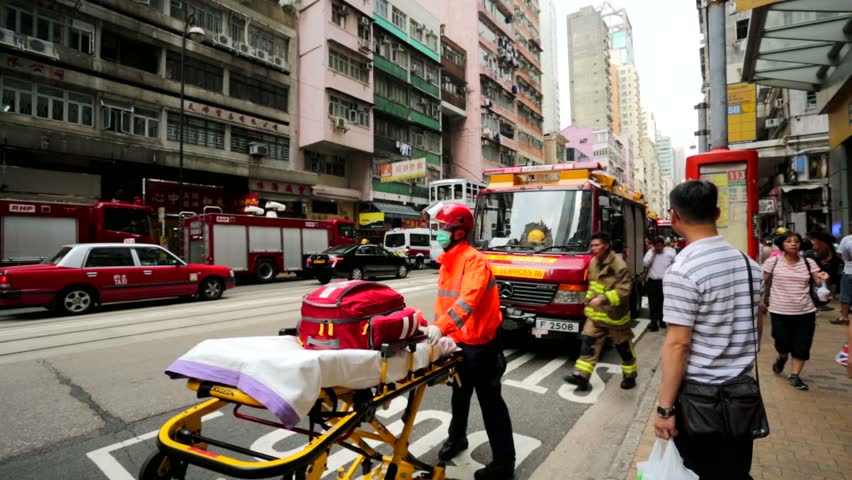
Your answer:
[564,232,638,391]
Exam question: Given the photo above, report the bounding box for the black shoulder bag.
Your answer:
[676,252,770,439]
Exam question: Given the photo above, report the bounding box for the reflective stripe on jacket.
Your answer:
[584,251,632,326]
[434,242,501,345]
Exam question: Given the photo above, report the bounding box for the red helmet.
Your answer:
[433,203,474,232]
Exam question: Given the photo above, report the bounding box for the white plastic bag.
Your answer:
[816,282,831,302]
[636,439,699,480]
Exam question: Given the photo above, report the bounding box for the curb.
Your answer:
[528,329,665,480]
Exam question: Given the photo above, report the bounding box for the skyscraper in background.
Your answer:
[566,6,611,131]
[541,0,560,133]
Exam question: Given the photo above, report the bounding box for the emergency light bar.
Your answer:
[483,161,603,176]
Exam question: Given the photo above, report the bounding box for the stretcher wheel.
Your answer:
[139,451,184,480]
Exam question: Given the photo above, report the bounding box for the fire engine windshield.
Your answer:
[338,222,354,240]
[473,190,593,253]
[104,207,153,237]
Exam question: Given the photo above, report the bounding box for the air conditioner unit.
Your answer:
[25,37,58,59]
[358,38,371,51]
[255,49,269,62]
[483,128,494,137]
[0,28,21,49]
[774,98,783,108]
[765,118,781,128]
[272,55,286,68]
[237,43,255,56]
[215,34,234,50]
[332,116,347,129]
[360,17,371,26]
[365,61,373,70]
[249,143,269,157]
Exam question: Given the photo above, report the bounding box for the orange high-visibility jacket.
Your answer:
[434,242,501,345]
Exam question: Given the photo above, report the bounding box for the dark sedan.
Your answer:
[306,244,409,284]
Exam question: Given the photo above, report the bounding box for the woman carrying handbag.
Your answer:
[761,231,830,391]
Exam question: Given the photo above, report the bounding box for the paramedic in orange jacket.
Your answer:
[420,202,515,480]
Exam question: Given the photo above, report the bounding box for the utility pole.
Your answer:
[708,0,728,149]
[695,102,709,153]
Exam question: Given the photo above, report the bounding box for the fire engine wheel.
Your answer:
[56,287,96,315]
[349,267,364,280]
[396,264,409,279]
[199,278,224,301]
[254,259,278,283]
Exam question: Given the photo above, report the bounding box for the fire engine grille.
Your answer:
[496,280,557,305]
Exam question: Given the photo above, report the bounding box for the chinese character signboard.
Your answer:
[144,179,227,213]
[380,158,427,183]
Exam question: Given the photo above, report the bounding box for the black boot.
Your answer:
[621,375,637,390]
[563,373,591,391]
[474,460,515,480]
[648,321,659,332]
[438,438,468,461]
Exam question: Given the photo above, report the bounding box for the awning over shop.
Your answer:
[741,1,852,92]
[371,202,422,218]
[780,183,822,192]
[312,185,362,202]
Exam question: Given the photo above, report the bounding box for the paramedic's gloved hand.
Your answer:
[419,325,443,345]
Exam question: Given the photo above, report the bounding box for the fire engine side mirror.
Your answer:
[599,196,611,209]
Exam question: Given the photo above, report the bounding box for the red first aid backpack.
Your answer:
[298,280,423,350]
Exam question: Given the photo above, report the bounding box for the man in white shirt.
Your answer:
[838,223,852,325]
[643,236,677,331]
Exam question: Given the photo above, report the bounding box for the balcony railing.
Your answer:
[442,89,466,110]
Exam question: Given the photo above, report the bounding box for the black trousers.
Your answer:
[674,416,754,479]
[447,339,516,461]
[647,279,664,325]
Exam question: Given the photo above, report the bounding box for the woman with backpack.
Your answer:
[761,231,830,390]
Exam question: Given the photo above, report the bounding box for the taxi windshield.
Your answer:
[473,190,593,252]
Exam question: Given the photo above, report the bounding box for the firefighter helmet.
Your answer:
[432,203,474,232]
[528,229,546,244]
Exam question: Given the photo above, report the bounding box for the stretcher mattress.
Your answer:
[165,336,457,427]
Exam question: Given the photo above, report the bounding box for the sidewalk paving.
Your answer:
[624,306,852,480]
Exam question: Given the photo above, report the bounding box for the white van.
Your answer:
[383,228,442,269]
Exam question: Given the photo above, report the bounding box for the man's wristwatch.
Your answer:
[656,405,676,419]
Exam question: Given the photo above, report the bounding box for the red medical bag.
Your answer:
[299,280,417,350]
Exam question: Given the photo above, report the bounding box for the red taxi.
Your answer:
[0,243,236,315]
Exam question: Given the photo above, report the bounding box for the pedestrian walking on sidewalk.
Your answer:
[419,202,515,480]
[835,226,851,326]
[564,232,638,391]
[643,236,677,331]
[761,231,830,391]
[654,180,764,480]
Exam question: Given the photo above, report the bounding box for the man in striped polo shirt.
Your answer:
[654,181,763,479]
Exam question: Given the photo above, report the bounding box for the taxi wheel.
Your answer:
[396,264,409,279]
[199,278,224,301]
[254,259,277,283]
[56,287,96,315]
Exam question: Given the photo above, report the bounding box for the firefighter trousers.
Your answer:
[447,338,516,461]
[572,320,637,379]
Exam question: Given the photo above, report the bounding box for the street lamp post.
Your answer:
[177,11,205,254]
[178,13,207,211]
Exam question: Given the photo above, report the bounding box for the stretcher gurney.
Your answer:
[140,329,463,480]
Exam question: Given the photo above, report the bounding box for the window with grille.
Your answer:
[102,101,160,138]
[166,52,224,92]
[1,75,94,127]
[231,127,290,161]
[329,49,370,84]
[166,113,225,150]
[328,94,370,127]
[374,0,388,18]
[230,74,289,111]
[392,7,406,30]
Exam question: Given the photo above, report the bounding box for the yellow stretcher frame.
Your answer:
[140,336,463,480]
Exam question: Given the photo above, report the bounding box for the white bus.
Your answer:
[428,178,486,210]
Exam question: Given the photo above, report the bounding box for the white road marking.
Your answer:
[504,352,535,375]
[86,411,223,480]
[503,357,570,394]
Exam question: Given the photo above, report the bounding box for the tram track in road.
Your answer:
[0,275,439,361]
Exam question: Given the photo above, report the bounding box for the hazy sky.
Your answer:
[553,0,705,152]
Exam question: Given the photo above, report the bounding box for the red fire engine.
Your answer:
[472,162,648,342]
[182,209,355,282]
[0,199,156,266]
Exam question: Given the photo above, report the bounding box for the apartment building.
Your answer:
[297,0,375,222]
[366,0,442,222]
[566,5,611,131]
[0,0,301,223]
[513,0,545,166]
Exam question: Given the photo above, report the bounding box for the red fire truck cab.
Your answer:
[472,162,648,343]
[182,210,355,282]
[0,199,156,266]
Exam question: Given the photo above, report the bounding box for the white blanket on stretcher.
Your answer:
[165,336,457,427]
